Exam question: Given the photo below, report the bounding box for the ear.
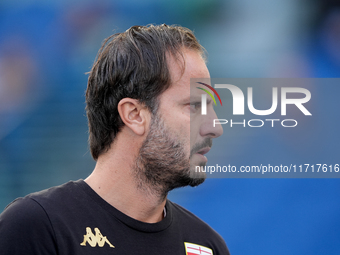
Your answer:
[117,98,150,136]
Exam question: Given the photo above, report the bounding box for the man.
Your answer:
[0,24,228,254]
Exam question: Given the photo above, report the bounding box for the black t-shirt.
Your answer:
[0,180,230,254]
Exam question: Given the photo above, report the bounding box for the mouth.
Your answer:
[190,139,213,163]
[196,147,211,155]
[194,147,211,162]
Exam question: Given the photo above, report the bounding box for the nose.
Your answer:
[199,105,223,138]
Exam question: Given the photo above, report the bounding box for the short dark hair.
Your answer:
[86,24,204,160]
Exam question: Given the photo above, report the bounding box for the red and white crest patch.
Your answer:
[184,242,213,255]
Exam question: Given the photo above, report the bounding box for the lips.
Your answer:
[194,148,210,163]
[196,147,211,156]
[190,139,213,160]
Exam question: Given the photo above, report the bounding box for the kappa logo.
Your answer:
[184,242,213,255]
[80,227,115,248]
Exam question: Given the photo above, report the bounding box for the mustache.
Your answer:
[190,138,213,157]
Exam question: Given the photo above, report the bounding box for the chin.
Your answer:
[188,164,207,187]
[188,176,206,187]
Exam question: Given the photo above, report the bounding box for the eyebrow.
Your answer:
[189,96,202,103]
[180,96,213,106]
[180,96,194,104]
[177,95,199,105]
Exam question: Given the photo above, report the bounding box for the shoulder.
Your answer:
[0,180,84,254]
[0,196,57,254]
[168,200,230,254]
[169,200,217,233]
[27,180,82,204]
[1,196,50,226]
[0,180,82,234]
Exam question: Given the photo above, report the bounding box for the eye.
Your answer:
[189,102,201,113]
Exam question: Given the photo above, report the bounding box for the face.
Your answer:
[134,48,223,198]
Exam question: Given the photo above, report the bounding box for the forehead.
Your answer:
[160,48,210,102]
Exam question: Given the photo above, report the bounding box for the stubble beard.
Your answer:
[134,113,207,200]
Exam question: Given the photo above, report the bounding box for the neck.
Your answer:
[85,144,166,223]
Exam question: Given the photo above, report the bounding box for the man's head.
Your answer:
[86,24,222,197]
[86,24,204,160]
